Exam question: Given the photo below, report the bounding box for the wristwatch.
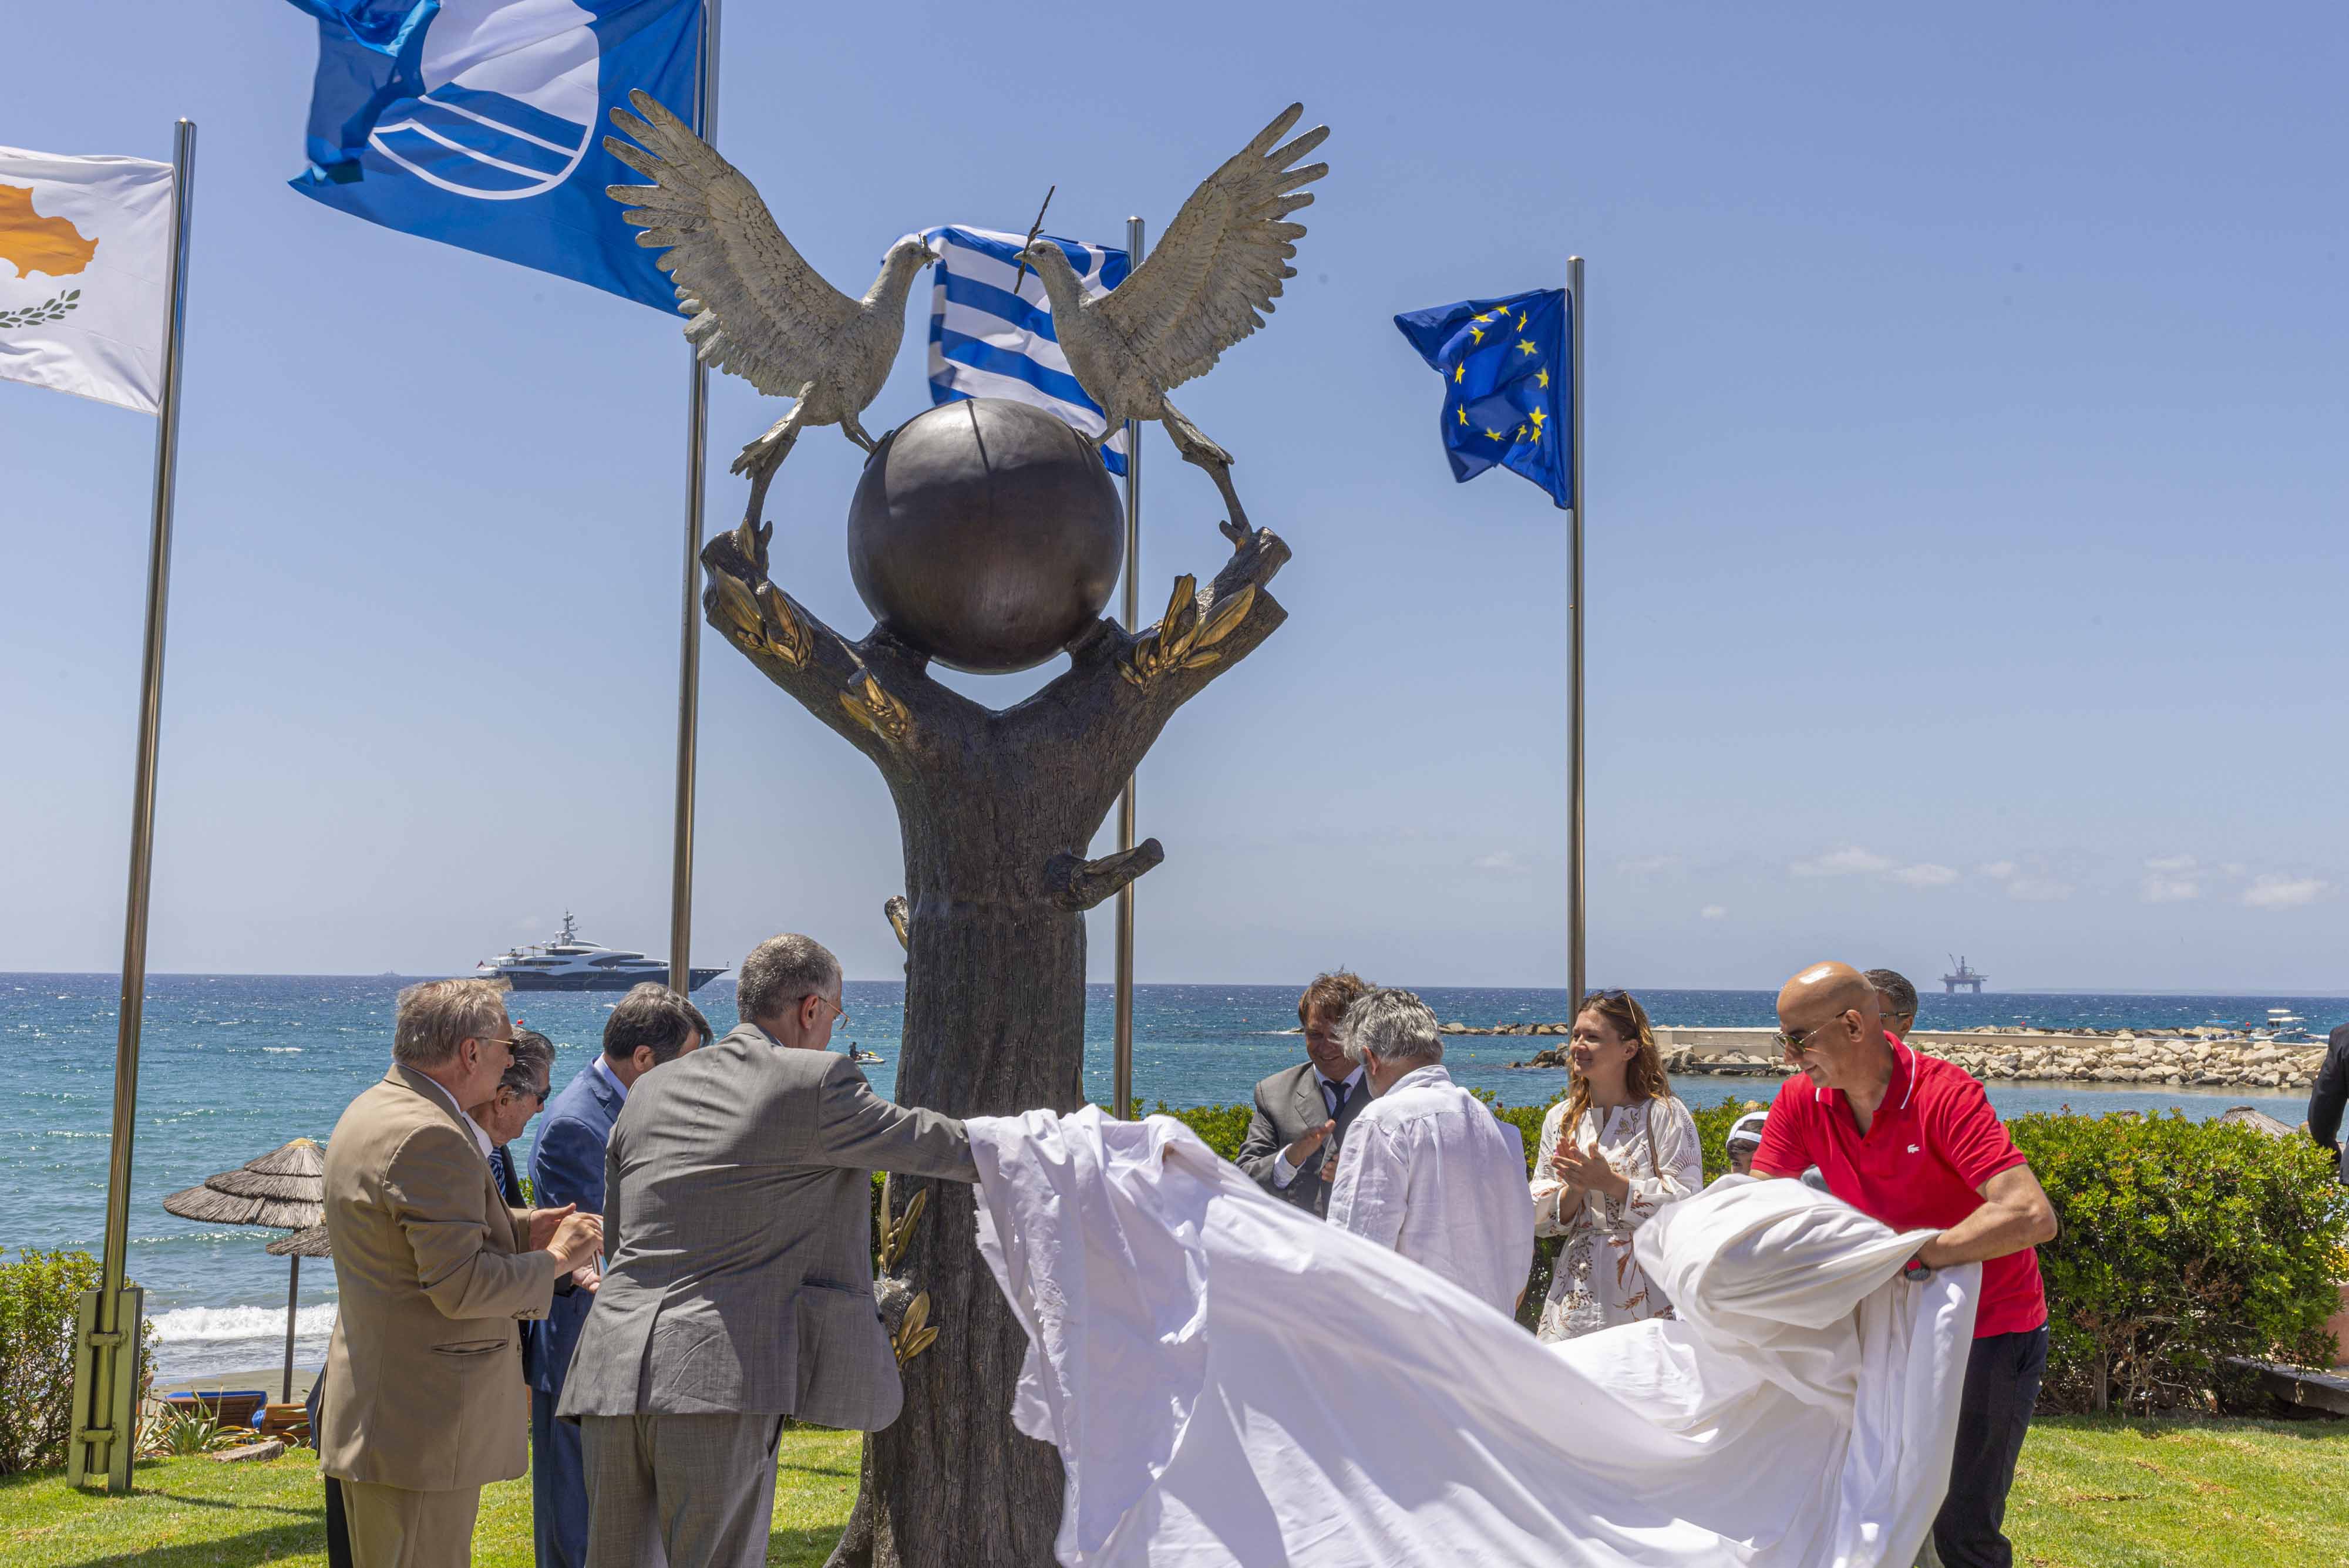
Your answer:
[1900,1256,1934,1283]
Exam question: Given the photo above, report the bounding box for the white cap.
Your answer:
[1725,1110,1769,1150]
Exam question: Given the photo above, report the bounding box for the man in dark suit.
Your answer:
[1235,971,1375,1217]
[527,987,708,1568]
[558,934,975,1568]
[2307,1022,2349,1183]
[479,1030,555,1212]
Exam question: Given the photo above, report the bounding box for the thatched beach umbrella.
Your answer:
[163,1138,325,1401]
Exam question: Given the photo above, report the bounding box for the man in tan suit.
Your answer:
[322,979,603,1567]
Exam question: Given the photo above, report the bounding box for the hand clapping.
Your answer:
[1551,1139,1627,1200]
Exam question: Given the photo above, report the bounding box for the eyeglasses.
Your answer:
[1581,988,1631,1004]
[472,1035,520,1052]
[1775,1010,1852,1059]
[811,994,848,1024]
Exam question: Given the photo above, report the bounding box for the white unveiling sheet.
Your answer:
[968,1107,1978,1568]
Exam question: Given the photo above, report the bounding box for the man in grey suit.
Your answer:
[557,934,977,1568]
[1234,971,1375,1218]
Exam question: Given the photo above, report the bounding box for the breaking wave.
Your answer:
[149,1303,338,1343]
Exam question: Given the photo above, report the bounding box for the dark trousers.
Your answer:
[533,1387,590,1568]
[1932,1325,2048,1568]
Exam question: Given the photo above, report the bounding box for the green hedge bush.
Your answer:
[1152,1094,2345,1409]
[2011,1111,2347,1414]
[0,1249,156,1475]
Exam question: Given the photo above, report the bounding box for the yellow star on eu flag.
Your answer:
[1453,364,1464,383]
[1458,405,1468,425]
[1536,368,1550,389]
[1517,339,1537,356]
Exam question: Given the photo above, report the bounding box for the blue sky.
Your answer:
[4,2,2344,991]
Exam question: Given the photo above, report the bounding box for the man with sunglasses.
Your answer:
[561,934,977,1568]
[1751,962,2058,1568]
[319,980,605,1568]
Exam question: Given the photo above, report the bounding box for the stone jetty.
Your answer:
[1458,1021,2332,1092]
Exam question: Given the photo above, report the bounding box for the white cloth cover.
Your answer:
[968,1106,1978,1568]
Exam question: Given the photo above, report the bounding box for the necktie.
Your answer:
[1323,1076,1350,1119]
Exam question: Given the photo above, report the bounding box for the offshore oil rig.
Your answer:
[1942,954,1987,994]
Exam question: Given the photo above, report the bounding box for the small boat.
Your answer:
[2264,1009,2319,1043]
[851,1048,884,1064]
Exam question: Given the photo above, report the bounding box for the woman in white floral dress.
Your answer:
[1529,989,1704,1341]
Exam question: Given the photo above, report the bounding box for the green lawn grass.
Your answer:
[0,1427,862,1568]
[4,1417,2342,1567]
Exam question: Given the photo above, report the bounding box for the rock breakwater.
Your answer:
[1469,1022,2331,1091]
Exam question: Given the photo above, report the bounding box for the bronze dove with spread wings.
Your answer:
[603,89,934,559]
[1014,103,1328,542]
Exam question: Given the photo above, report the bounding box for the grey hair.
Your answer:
[1865,968,1919,1019]
[502,1029,555,1096]
[392,978,507,1068]
[1340,987,1444,1066]
[736,933,843,1025]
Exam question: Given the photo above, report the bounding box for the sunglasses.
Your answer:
[1774,1009,1853,1059]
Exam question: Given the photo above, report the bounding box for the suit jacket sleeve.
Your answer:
[2311,1029,2349,1154]
[533,1111,610,1215]
[1233,1080,1286,1190]
[601,1132,625,1266]
[385,1122,561,1321]
[812,1055,979,1182]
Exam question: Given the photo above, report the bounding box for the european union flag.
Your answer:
[282,0,703,310]
[1394,287,1571,509]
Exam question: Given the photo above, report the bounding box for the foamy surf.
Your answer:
[149,1302,339,1342]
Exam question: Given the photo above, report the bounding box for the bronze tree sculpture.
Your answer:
[699,395,1291,1566]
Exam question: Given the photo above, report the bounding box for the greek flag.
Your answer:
[911,225,1130,476]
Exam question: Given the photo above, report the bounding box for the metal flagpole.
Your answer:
[1113,214,1145,1120]
[1566,256,1587,1004]
[70,117,197,1494]
[668,0,721,995]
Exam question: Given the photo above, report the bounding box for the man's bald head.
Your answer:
[1778,962,1882,1028]
[1775,961,1889,1090]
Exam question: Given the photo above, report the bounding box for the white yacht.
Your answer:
[474,913,723,992]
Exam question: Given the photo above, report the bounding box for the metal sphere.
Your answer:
[847,399,1124,674]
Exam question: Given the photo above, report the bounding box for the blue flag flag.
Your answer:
[1394,287,1571,509]
[284,0,702,309]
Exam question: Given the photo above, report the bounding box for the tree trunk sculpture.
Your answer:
[699,506,1292,1566]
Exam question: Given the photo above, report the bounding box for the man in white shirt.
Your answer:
[1327,988,1535,1315]
[1234,971,1374,1218]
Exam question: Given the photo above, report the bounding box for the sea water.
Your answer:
[4,973,2338,1381]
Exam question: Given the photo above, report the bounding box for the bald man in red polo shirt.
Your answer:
[1752,962,2058,1568]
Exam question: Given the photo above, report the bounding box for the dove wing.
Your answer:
[1095,103,1327,395]
[604,90,860,398]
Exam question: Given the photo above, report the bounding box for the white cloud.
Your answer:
[1977,861,2017,880]
[1700,904,1728,921]
[2140,876,2199,903]
[1891,863,1960,888]
[2005,877,2073,902]
[2243,874,2329,909]
[1469,851,1527,874]
[1791,847,1897,877]
[2143,854,2197,874]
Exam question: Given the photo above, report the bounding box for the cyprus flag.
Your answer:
[0,147,173,413]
